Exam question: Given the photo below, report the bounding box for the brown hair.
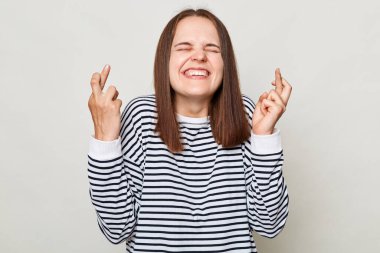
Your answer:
[154,8,251,153]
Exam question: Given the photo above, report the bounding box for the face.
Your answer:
[169,16,224,102]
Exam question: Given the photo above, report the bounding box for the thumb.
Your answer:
[256,92,268,115]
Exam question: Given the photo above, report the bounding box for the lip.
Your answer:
[181,67,210,75]
[181,67,211,80]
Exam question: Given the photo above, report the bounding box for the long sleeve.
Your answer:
[87,99,146,244]
[246,128,289,238]
[241,94,289,238]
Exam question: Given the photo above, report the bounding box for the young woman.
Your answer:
[87,8,292,253]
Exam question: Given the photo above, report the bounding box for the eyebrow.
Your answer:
[174,42,220,49]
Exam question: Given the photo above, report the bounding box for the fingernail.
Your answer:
[104,64,109,69]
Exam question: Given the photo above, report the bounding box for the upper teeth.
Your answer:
[185,69,209,76]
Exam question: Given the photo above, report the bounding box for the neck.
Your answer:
[174,94,210,118]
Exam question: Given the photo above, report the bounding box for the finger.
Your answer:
[115,98,122,109]
[271,74,291,105]
[280,77,293,105]
[262,98,285,114]
[275,68,284,94]
[257,92,268,104]
[90,72,101,96]
[268,89,286,108]
[105,85,118,101]
[257,92,268,115]
[112,89,119,101]
[100,64,110,90]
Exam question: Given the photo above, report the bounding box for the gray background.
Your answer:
[1,0,379,252]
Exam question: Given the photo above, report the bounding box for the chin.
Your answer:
[172,82,218,99]
[181,90,214,99]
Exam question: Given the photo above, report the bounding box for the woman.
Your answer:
[87,8,292,253]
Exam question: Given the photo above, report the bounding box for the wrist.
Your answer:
[252,128,273,135]
[251,128,282,154]
[94,130,119,141]
[89,134,122,160]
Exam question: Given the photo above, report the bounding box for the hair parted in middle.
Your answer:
[154,8,251,153]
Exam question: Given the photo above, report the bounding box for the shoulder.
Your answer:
[121,94,156,128]
[121,94,156,118]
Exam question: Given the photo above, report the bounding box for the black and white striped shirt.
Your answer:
[87,94,289,253]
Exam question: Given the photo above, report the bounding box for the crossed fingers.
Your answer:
[90,65,119,101]
[270,68,292,107]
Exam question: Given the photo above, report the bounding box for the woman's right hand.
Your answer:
[88,64,122,141]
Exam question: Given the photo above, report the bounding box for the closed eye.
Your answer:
[205,43,221,53]
[205,47,220,53]
[207,49,220,53]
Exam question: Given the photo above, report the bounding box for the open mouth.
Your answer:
[182,68,210,80]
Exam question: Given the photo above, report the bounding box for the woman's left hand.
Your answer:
[252,68,292,135]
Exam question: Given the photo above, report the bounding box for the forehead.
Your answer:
[173,16,220,44]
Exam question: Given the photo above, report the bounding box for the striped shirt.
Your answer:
[87,94,289,253]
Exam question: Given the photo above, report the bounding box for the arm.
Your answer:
[242,68,292,238]
[246,128,289,238]
[87,101,144,244]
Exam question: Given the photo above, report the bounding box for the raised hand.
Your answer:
[252,68,292,135]
[88,64,122,141]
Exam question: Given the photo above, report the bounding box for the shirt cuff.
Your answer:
[88,134,122,160]
[251,128,282,154]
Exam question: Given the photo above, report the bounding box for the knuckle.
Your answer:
[91,73,100,83]
[95,98,105,108]
[110,102,118,110]
[91,72,100,79]
[99,102,107,110]
[99,98,107,106]
[88,98,98,110]
[115,99,122,106]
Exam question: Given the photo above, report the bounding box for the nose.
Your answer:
[191,49,207,62]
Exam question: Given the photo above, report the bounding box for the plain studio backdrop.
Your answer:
[1,0,379,252]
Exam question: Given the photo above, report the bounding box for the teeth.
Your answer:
[185,69,209,77]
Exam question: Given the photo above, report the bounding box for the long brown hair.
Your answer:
[154,8,251,153]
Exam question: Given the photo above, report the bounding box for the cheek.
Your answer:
[169,60,183,89]
[210,55,224,71]
[169,55,184,77]
[215,63,224,87]
[218,62,224,75]
[168,60,178,82]
[214,58,224,78]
